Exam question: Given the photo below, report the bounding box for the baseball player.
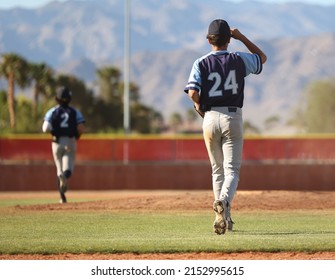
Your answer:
[184,19,267,234]
[42,86,85,203]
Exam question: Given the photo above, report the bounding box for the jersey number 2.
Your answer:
[60,113,69,128]
[208,70,238,97]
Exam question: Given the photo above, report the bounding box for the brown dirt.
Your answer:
[1,190,334,260]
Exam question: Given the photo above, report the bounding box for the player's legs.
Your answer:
[220,111,243,230]
[203,108,244,233]
[52,142,64,177]
[203,111,228,234]
[61,138,76,179]
[202,111,224,201]
[52,142,67,203]
[219,112,243,203]
[59,137,76,198]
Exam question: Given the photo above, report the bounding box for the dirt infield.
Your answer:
[1,190,335,260]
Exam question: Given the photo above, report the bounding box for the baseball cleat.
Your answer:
[213,200,227,235]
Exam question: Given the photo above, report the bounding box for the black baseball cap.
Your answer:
[56,86,72,103]
[207,19,231,39]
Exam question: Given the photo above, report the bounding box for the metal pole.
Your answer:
[123,0,130,134]
[123,0,130,164]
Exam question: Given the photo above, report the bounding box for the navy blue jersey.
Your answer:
[44,105,85,138]
[184,50,262,110]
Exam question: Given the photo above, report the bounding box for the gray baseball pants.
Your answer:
[202,107,244,204]
[52,136,76,177]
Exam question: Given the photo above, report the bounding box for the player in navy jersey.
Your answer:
[184,19,267,234]
[42,86,85,203]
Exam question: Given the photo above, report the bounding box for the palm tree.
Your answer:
[30,62,55,118]
[0,53,30,129]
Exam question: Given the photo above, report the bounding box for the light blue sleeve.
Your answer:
[184,58,202,93]
[76,109,85,124]
[43,107,56,122]
[236,52,263,76]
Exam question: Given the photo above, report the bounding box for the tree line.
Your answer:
[243,78,335,134]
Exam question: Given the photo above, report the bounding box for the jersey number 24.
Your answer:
[208,70,238,97]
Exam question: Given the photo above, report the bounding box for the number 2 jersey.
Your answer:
[184,50,263,110]
[43,104,85,138]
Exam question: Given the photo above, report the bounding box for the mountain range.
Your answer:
[1,0,335,133]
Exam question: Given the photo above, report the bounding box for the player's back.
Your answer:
[199,51,247,109]
[51,105,78,138]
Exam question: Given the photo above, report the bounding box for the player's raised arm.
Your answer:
[231,28,267,64]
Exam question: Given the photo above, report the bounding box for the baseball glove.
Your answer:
[194,105,205,118]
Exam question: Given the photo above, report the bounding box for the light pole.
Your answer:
[123,0,130,135]
[123,0,131,164]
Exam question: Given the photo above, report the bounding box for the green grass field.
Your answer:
[0,195,334,255]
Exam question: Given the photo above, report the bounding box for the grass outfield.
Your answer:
[0,195,334,255]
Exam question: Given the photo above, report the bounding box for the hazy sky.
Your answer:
[0,0,334,9]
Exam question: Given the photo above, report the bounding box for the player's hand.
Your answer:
[194,104,205,118]
[231,28,244,40]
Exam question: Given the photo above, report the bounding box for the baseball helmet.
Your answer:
[56,86,72,104]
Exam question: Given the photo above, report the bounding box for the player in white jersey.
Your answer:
[184,19,267,234]
[42,86,85,203]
